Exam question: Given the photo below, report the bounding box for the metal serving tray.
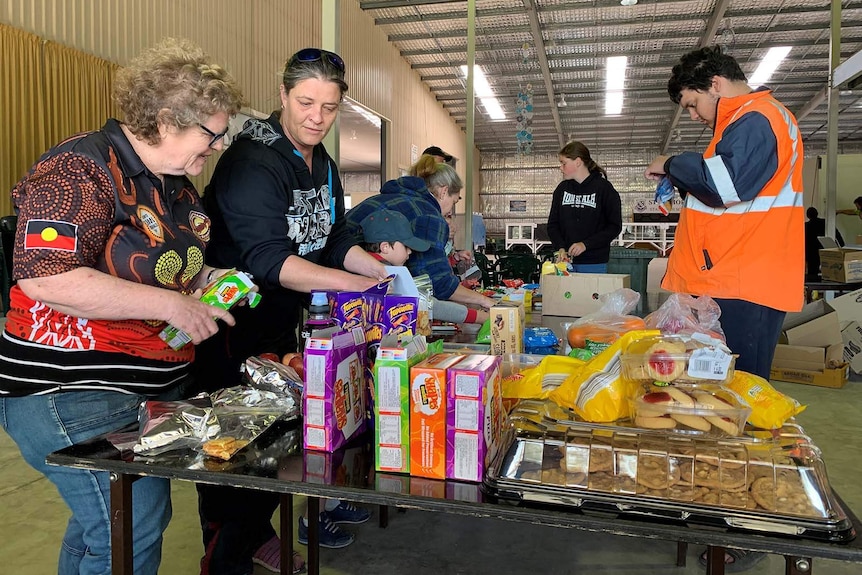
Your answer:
[483,402,855,542]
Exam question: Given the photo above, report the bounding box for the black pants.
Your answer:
[714,298,785,380]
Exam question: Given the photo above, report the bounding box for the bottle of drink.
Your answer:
[301,291,336,343]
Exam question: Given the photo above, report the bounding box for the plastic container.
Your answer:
[301,291,336,342]
[607,247,659,316]
[630,382,751,436]
[620,334,735,385]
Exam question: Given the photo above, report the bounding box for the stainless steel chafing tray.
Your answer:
[483,401,855,542]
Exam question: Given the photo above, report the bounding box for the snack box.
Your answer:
[365,293,421,362]
[629,383,751,437]
[489,301,525,355]
[303,327,367,452]
[621,334,735,385]
[409,353,465,479]
[373,334,430,473]
[327,290,365,331]
[446,354,504,482]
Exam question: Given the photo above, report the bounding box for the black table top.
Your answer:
[47,419,862,564]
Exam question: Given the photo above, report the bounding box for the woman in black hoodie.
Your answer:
[547,141,622,272]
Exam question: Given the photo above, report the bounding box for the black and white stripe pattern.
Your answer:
[0,331,191,396]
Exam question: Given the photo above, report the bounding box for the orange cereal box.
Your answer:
[409,353,464,479]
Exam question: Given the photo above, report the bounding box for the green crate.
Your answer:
[607,247,659,316]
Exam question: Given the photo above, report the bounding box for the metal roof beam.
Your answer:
[359,0,461,10]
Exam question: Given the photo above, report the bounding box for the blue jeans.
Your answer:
[571,263,608,274]
[0,390,177,575]
[714,298,786,380]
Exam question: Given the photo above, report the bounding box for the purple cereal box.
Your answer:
[327,291,365,331]
[446,354,504,482]
[303,326,367,452]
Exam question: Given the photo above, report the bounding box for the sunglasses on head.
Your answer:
[289,48,345,73]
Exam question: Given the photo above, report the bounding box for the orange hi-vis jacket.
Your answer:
[661,88,804,312]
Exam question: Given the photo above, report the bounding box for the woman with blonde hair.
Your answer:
[347,154,495,324]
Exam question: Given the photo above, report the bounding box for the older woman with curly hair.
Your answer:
[0,38,245,575]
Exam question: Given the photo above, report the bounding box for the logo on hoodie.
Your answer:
[562,191,597,209]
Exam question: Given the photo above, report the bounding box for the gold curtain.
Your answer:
[42,41,120,145]
[0,24,46,217]
[0,25,120,217]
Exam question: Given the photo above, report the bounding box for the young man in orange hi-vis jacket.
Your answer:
[646,44,804,574]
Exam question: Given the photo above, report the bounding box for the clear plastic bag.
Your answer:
[562,288,646,354]
[644,293,726,342]
[133,396,219,455]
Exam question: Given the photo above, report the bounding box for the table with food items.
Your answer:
[47,279,862,575]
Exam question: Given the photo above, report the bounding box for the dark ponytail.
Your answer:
[559,140,606,178]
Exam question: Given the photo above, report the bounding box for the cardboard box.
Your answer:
[327,291,365,331]
[489,301,525,355]
[303,441,370,486]
[841,321,862,374]
[303,327,367,452]
[772,343,844,372]
[365,292,421,361]
[446,354,504,483]
[819,248,862,282]
[826,288,862,325]
[779,300,842,347]
[540,273,630,317]
[409,353,465,479]
[373,334,430,473]
[769,365,848,389]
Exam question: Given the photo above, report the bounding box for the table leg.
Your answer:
[785,556,813,574]
[308,496,320,575]
[705,545,726,575]
[379,505,389,528]
[109,472,134,575]
[676,541,687,567]
[279,494,294,575]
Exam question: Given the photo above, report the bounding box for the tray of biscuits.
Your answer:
[620,334,735,385]
[630,383,750,437]
[484,410,854,542]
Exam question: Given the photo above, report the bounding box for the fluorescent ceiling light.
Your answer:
[461,64,506,120]
[605,56,627,115]
[748,46,792,88]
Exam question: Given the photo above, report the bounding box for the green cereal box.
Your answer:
[160,269,260,350]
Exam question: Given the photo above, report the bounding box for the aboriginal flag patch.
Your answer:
[24,219,78,252]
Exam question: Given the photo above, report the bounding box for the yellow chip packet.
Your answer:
[726,370,806,429]
[502,355,586,400]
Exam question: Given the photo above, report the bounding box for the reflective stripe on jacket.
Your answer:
[661,89,804,312]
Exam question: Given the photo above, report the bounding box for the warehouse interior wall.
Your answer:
[1,0,473,212]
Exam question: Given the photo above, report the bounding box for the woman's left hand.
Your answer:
[567,242,586,258]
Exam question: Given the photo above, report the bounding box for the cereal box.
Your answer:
[373,334,431,473]
[409,353,464,479]
[303,327,367,452]
[446,354,504,482]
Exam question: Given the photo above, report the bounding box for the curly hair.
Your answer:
[113,38,246,145]
[667,46,747,104]
[559,140,607,178]
[409,154,462,198]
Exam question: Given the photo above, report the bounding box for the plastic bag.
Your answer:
[562,288,646,354]
[523,327,559,355]
[501,355,586,400]
[644,293,726,342]
[726,370,806,429]
[548,329,660,422]
[475,318,491,344]
[654,176,675,215]
[133,396,219,455]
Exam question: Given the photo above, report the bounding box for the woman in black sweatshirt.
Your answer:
[547,141,622,272]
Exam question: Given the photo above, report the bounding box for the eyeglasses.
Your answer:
[198,124,229,148]
[288,48,345,73]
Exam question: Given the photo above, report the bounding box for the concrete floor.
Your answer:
[2,377,861,575]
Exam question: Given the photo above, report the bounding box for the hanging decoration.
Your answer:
[516,83,534,155]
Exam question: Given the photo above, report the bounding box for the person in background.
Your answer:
[547,140,622,273]
[358,208,481,325]
[196,48,384,574]
[346,154,495,325]
[805,207,844,280]
[0,38,244,575]
[645,45,804,572]
[837,196,862,219]
[422,145,453,164]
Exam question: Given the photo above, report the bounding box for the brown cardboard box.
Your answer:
[779,300,842,347]
[826,288,862,324]
[540,273,630,317]
[489,301,524,355]
[841,321,862,374]
[819,248,862,282]
[772,343,844,372]
[769,365,848,389]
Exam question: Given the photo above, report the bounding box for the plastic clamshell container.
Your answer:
[620,334,735,385]
[630,383,751,437]
[484,416,854,542]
